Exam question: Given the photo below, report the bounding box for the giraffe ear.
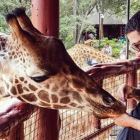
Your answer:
[5,13,24,39]
[5,13,35,42]
[12,7,42,35]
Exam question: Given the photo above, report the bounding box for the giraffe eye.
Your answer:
[30,73,49,83]
[31,75,48,82]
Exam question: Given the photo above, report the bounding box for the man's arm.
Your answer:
[113,113,140,131]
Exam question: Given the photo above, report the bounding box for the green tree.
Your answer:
[60,0,97,49]
[0,0,31,34]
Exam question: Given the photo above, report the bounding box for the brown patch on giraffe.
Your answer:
[17,84,23,94]
[15,79,19,83]
[24,80,27,84]
[53,105,67,109]
[29,84,37,91]
[10,86,17,95]
[38,90,50,103]
[45,84,50,89]
[19,77,24,81]
[12,51,15,55]
[22,93,37,102]
[60,79,67,86]
[59,90,69,96]
[77,106,84,109]
[72,78,85,89]
[23,87,29,92]
[51,94,58,103]
[17,96,25,102]
[85,86,97,95]
[39,101,51,107]
[70,102,77,107]
[51,85,59,92]
[60,97,70,104]
[14,55,17,59]
[72,92,83,103]
[23,58,25,63]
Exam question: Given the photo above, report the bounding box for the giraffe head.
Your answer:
[0,8,126,119]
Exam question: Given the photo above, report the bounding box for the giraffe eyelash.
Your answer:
[31,75,49,83]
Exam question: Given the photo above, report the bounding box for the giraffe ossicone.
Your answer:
[0,7,126,119]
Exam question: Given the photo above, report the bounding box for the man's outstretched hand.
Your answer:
[113,113,140,131]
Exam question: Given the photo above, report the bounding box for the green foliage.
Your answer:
[0,0,31,34]
[65,34,75,50]
[60,0,97,48]
[60,14,96,49]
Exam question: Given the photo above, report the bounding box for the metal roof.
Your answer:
[87,12,126,25]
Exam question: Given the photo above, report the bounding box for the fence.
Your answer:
[0,58,140,140]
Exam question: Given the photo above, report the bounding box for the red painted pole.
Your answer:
[92,79,102,129]
[32,0,59,37]
[31,0,60,140]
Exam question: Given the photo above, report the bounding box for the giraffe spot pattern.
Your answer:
[51,94,58,103]
[51,85,59,92]
[23,87,29,92]
[60,79,67,86]
[19,77,24,81]
[70,103,77,107]
[72,78,85,89]
[22,93,37,102]
[17,84,23,94]
[10,86,17,95]
[15,79,19,83]
[59,90,69,97]
[38,90,50,103]
[72,92,83,103]
[29,84,37,91]
[60,97,70,104]
[45,84,50,89]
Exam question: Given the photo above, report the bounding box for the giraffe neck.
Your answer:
[68,44,116,68]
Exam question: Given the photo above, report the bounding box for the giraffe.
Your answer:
[0,7,126,121]
[59,45,125,139]
[67,44,117,68]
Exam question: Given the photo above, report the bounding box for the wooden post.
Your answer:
[6,123,24,140]
[92,79,102,129]
[120,25,122,37]
[128,67,137,109]
[32,0,60,140]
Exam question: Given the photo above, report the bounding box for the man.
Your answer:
[106,43,112,56]
[120,46,126,60]
[113,10,140,140]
